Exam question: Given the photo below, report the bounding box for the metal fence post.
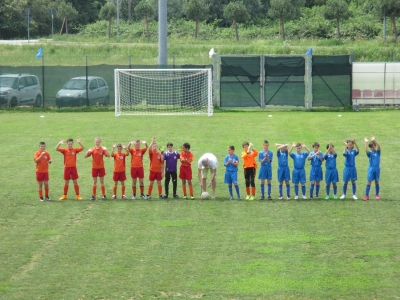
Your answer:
[306,54,312,110]
[213,54,218,107]
[42,55,45,108]
[260,55,265,109]
[86,55,89,106]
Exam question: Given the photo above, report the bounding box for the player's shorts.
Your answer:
[343,166,357,182]
[292,168,306,184]
[367,167,380,182]
[310,166,323,182]
[130,167,144,179]
[258,165,272,180]
[224,170,238,185]
[113,171,127,181]
[201,168,217,179]
[36,172,49,182]
[179,165,192,180]
[277,166,290,182]
[325,168,339,184]
[92,168,106,178]
[64,167,79,180]
[149,171,162,181]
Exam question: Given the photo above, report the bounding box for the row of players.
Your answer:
[33,136,381,202]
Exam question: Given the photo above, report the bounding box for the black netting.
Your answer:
[312,55,351,107]
[220,56,261,107]
[265,56,305,106]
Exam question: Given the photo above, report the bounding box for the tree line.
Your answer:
[0,0,398,41]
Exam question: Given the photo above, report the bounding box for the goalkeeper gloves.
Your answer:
[248,143,254,153]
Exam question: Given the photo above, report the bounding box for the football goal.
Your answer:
[114,69,213,116]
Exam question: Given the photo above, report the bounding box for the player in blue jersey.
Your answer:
[162,142,180,199]
[363,136,381,201]
[324,142,339,200]
[308,142,324,199]
[275,143,291,200]
[289,142,310,200]
[340,139,360,200]
[258,140,273,200]
[224,146,241,200]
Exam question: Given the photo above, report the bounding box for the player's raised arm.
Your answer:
[364,137,369,153]
[302,143,310,154]
[353,139,359,153]
[122,144,129,155]
[288,142,296,155]
[111,143,116,155]
[55,139,64,150]
[85,147,93,158]
[142,140,148,150]
[127,141,133,150]
[77,137,85,151]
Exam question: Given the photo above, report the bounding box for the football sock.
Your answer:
[158,185,162,195]
[343,184,348,195]
[189,185,193,196]
[251,187,256,196]
[279,185,283,197]
[148,186,153,196]
[333,185,337,195]
[101,185,105,196]
[246,187,250,196]
[310,183,315,197]
[294,185,299,196]
[92,186,96,196]
[45,187,49,197]
[235,185,240,197]
[260,184,265,196]
[172,179,177,195]
[352,183,356,195]
[375,184,379,195]
[301,185,306,196]
[122,186,125,195]
[228,185,233,197]
[74,184,79,195]
[268,183,271,196]
[39,190,43,198]
[140,186,144,194]
[316,184,320,196]
[64,184,68,195]
[182,185,187,196]
[326,185,330,195]
[113,186,117,196]
[286,184,290,197]
[132,187,137,195]
[366,184,371,196]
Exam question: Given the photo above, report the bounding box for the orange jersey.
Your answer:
[149,151,163,173]
[112,152,128,172]
[129,148,147,168]
[34,151,51,173]
[57,147,83,168]
[87,146,109,169]
[241,149,258,169]
[180,151,193,167]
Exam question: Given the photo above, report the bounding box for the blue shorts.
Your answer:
[292,168,306,184]
[310,166,323,182]
[277,166,290,182]
[224,171,238,185]
[343,166,357,182]
[325,168,339,184]
[367,167,380,182]
[258,165,272,180]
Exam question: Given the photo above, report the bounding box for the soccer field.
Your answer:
[1,110,400,299]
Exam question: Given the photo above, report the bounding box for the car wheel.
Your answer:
[34,95,42,108]
[9,97,18,107]
[103,95,109,106]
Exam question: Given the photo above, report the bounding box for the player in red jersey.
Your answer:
[146,137,164,199]
[56,137,85,200]
[34,141,52,201]
[127,139,148,199]
[111,143,129,200]
[179,142,194,199]
[85,137,110,200]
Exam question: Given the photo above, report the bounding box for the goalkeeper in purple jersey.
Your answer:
[363,136,381,201]
[162,142,180,199]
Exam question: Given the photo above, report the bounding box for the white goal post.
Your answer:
[114,68,213,116]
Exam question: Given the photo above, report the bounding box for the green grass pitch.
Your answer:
[1,110,400,299]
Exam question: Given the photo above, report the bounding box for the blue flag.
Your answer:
[305,48,312,55]
[36,48,43,59]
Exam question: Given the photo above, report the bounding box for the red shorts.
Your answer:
[113,171,127,181]
[131,167,144,179]
[64,167,79,180]
[92,168,106,178]
[36,172,49,182]
[179,165,192,180]
[149,171,162,181]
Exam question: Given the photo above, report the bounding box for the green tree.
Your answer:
[375,0,400,41]
[205,0,231,26]
[99,2,116,38]
[243,0,263,21]
[0,0,28,39]
[223,1,250,41]
[149,0,185,20]
[135,0,155,41]
[323,0,351,38]
[185,0,209,38]
[56,0,78,34]
[268,0,305,40]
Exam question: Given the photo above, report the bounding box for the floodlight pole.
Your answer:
[117,0,120,36]
[158,0,168,66]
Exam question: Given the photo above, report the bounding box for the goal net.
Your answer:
[114,69,213,116]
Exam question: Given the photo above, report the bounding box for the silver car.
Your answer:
[0,74,43,107]
[56,76,109,107]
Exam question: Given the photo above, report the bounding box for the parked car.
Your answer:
[0,74,43,107]
[56,76,109,107]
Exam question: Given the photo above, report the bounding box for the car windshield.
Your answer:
[62,79,87,90]
[0,77,17,88]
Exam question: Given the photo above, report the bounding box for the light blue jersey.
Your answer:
[325,153,338,184]
[309,151,324,182]
[258,150,273,180]
[343,149,359,167]
[309,151,324,167]
[325,153,337,170]
[277,150,289,167]
[367,149,380,168]
[224,154,239,185]
[290,152,308,170]
[259,150,273,167]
